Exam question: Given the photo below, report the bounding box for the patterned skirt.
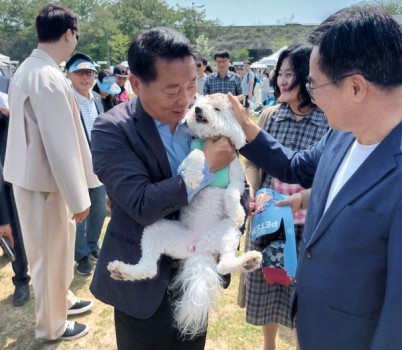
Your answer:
[245,224,303,328]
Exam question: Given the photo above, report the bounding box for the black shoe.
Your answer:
[221,273,231,289]
[89,249,100,262]
[13,284,30,306]
[60,321,89,341]
[67,300,93,316]
[76,257,92,276]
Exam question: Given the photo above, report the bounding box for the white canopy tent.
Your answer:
[250,62,267,69]
[0,53,11,65]
[257,45,288,67]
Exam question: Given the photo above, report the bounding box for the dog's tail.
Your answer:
[169,253,222,339]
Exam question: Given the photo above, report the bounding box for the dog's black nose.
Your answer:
[194,106,208,123]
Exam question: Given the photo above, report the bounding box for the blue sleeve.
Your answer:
[240,128,330,189]
[179,162,215,202]
[370,200,402,349]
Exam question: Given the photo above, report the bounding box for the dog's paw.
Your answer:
[107,260,132,281]
[242,251,263,272]
[178,149,205,189]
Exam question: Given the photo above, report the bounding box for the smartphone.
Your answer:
[0,236,16,262]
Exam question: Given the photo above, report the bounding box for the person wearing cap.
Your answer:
[113,64,129,103]
[93,69,120,112]
[4,4,100,341]
[65,53,107,277]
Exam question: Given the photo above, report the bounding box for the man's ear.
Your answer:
[129,72,141,95]
[350,74,368,103]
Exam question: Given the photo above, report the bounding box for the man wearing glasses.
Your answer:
[195,54,208,95]
[229,5,402,350]
[66,53,107,277]
[4,4,100,342]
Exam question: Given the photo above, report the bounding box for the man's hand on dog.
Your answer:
[204,136,236,173]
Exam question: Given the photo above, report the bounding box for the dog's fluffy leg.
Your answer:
[213,219,262,275]
[169,254,222,338]
[108,220,191,281]
[225,158,246,227]
[178,149,205,189]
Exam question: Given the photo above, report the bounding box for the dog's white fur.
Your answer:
[108,94,262,337]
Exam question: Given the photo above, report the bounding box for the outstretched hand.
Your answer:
[227,93,260,142]
[275,192,303,214]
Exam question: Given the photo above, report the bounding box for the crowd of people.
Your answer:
[1,2,402,350]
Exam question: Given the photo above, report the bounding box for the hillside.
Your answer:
[203,24,317,61]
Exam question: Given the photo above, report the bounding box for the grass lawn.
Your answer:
[0,120,297,349]
[0,223,296,350]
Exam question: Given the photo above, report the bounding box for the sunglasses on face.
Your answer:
[74,69,94,76]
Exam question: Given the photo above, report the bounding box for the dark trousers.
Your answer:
[114,289,207,350]
[4,182,30,287]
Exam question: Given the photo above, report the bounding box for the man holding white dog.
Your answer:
[90,27,235,350]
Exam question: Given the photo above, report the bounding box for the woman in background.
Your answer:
[245,44,328,350]
[93,70,120,112]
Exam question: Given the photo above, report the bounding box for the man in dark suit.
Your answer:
[229,5,402,350]
[90,27,235,350]
[0,77,30,306]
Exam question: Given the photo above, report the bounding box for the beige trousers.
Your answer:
[13,187,79,341]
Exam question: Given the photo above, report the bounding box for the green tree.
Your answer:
[108,32,130,65]
[173,3,219,43]
[372,0,402,13]
[111,0,177,40]
[195,34,213,59]
[230,48,250,62]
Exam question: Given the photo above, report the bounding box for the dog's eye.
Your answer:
[214,108,221,112]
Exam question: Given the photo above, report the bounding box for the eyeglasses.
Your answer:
[74,69,94,76]
[305,73,357,101]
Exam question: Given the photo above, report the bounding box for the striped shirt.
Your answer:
[203,70,242,95]
[72,87,99,141]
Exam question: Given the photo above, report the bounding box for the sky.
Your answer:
[164,0,367,26]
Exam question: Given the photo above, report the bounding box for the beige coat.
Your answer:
[4,49,100,213]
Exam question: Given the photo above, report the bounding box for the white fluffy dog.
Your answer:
[108,94,262,337]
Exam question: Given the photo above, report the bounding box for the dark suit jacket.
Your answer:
[0,162,10,225]
[90,98,189,318]
[0,76,10,162]
[241,124,402,350]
